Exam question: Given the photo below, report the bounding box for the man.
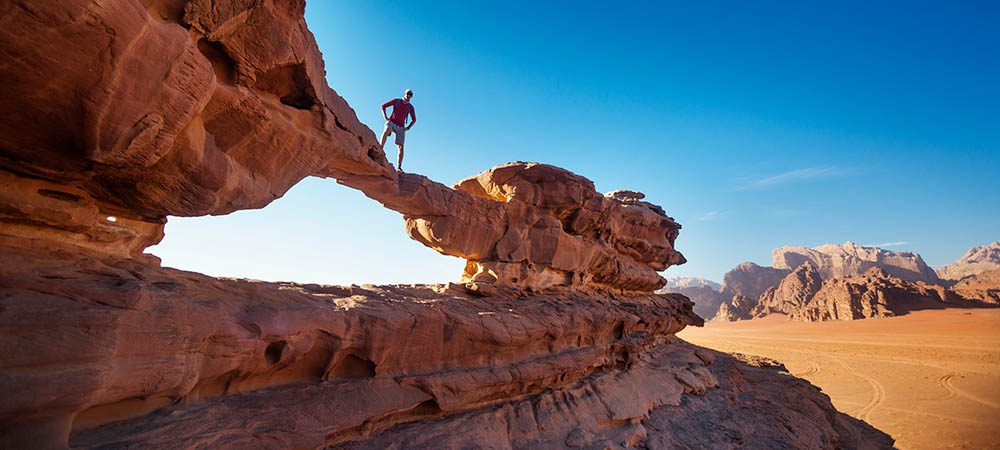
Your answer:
[380,89,416,172]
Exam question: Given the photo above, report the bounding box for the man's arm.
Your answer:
[381,99,397,120]
[406,105,416,130]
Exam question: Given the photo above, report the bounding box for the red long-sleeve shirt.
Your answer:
[382,98,415,127]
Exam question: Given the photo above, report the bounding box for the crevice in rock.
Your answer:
[323,398,444,447]
[253,63,317,110]
[36,189,82,202]
[332,114,350,131]
[196,39,237,85]
[327,354,377,379]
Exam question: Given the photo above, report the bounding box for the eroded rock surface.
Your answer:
[794,268,963,321]
[1,0,683,293]
[936,241,1000,281]
[713,295,756,323]
[0,243,891,449]
[752,262,824,317]
[0,0,392,260]
[0,1,894,449]
[323,162,685,294]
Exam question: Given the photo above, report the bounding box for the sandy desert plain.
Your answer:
[678,308,1000,449]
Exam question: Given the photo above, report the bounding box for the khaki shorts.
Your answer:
[384,121,406,146]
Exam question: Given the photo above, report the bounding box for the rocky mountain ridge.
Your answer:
[936,240,1000,280]
[711,242,998,322]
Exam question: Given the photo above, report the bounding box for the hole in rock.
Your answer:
[612,322,625,339]
[197,39,237,85]
[328,354,376,378]
[265,340,286,365]
[367,147,381,161]
[148,178,467,287]
[253,63,318,110]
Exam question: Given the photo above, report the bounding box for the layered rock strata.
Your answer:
[936,241,1000,281]
[324,162,685,294]
[0,0,894,449]
[0,243,892,449]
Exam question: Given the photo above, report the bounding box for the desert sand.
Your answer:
[678,308,1000,450]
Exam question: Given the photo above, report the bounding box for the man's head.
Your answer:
[404,89,413,101]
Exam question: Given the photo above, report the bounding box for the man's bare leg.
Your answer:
[379,128,391,149]
[396,145,404,172]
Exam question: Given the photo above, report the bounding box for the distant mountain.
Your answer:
[949,269,1000,304]
[714,267,991,322]
[936,241,1000,280]
[663,277,721,291]
[660,285,725,320]
[712,241,999,322]
[720,262,790,301]
[772,241,940,284]
[752,263,824,318]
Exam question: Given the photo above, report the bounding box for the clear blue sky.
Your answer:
[150,1,999,285]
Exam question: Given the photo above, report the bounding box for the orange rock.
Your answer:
[0,1,894,449]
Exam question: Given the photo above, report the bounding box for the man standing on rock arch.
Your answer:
[380,89,416,172]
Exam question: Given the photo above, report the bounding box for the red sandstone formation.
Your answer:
[713,295,756,322]
[936,241,1000,281]
[751,262,824,317]
[0,1,893,449]
[794,268,965,321]
[324,162,685,294]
